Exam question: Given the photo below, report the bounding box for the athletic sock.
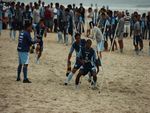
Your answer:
[58,32,63,43]
[13,30,16,40]
[120,49,123,53]
[88,73,92,82]
[149,46,150,56]
[71,35,75,44]
[17,64,22,79]
[75,84,80,89]
[10,30,12,38]
[98,57,102,66]
[60,32,63,43]
[68,72,73,82]
[93,81,96,87]
[65,35,69,46]
[37,59,40,64]
[58,32,60,43]
[23,66,28,80]
[65,72,73,83]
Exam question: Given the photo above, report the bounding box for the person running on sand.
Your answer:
[17,23,40,83]
[75,39,98,89]
[34,19,47,64]
[64,33,86,85]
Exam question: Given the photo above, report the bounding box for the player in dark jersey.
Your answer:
[75,39,98,89]
[64,33,86,85]
[34,19,47,64]
[17,23,40,83]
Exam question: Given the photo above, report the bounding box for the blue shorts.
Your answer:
[18,52,29,64]
[38,40,43,51]
[97,40,104,52]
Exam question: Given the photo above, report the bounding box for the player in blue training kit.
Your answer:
[64,33,86,85]
[75,39,98,89]
[17,23,40,83]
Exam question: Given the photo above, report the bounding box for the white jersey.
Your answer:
[91,26,104,43]
[53,8,57,19]
[87,11,94,23]
[33,9,40,24]
[3,6,9,17]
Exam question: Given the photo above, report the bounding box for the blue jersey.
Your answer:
[8,7,15,21]
[78,47,96,68]
[0,3,2,20]
[23,11,32,24]
[69,39,86,57]
[17,31,36,52]
[35,24,46,40]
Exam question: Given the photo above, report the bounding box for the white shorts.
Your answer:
[97,41,104,52]
[18,52,29,65]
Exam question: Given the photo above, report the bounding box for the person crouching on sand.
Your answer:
[75,39,98,89]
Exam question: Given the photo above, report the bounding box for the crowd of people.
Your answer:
[0,0,150,88]
[0,1,150,51]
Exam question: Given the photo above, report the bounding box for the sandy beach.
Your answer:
[0,30,150,113]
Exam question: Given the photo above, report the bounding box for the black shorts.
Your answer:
[11,21,17,30]
[37,40,43,52]
[73,61,82,70]
[80,66,96,76]
[133,35,142,46]
[16,21,23,31]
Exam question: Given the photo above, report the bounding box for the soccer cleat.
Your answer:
[75,85,80,89]
[35,59,40,64]
[64,82,68,86]
[16,78,21,81]
[120,49,123,53]
[66,72,69,77]
[64,80,68,86]
[23,79,32,83]
[96,58,101,66]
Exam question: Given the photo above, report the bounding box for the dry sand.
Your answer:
[0,30,150,113]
